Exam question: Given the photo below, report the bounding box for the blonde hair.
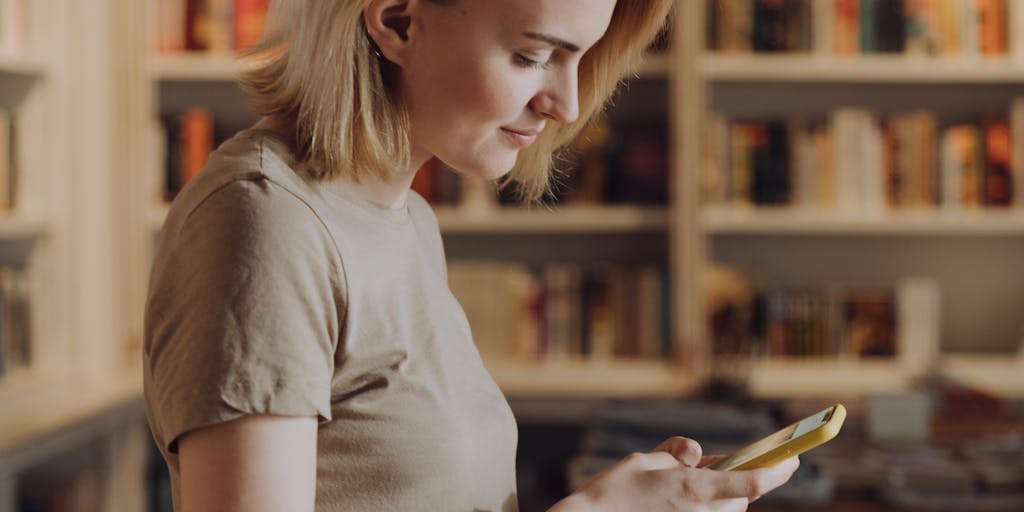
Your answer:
[240,0,675,203]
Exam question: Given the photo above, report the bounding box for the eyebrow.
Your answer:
[523,31,581,53]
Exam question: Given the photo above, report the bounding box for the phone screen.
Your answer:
[708,406,835,470]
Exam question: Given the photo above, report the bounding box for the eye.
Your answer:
[514,53,553,70]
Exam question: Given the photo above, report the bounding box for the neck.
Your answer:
[252,116,430,210]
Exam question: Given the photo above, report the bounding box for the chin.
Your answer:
[444,155,517,181]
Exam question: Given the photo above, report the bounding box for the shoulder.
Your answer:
[160,131,333,251]
[406,189,439,230]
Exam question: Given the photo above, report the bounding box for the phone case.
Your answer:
[709,403,847,471]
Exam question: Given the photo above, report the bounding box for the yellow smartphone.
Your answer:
[707,403,846,471]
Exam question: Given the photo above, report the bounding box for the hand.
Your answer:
[550,437,800,512]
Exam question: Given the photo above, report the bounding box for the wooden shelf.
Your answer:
[483,358,696,398]
[0,216,48,241]
[939,354,1024,398]
[702,207,1024,236]
[635,53,671,79]
[0,365,142,461]
[0,55,48,79]
[745,358,913,398]
[699,54,1024,83]
[149,204,169,232]
[435,205,669,235]
[149,53,257,82]
[152,203,669,235]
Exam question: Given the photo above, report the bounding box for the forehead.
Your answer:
[471,0,618,47]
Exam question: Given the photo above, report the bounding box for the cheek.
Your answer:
[446,63,533,130]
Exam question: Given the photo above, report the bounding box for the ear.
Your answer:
[364,0,416,67]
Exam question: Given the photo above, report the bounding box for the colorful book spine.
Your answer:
[707,0,1010,57]
[156,0,269,54]
[705,100,1024,212]
[233,0,269,52]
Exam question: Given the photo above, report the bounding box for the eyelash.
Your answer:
[514,53,553,70]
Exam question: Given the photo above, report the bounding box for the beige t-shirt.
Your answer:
[143,129,519,511]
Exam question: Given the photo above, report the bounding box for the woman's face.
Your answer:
[399,0,617,179]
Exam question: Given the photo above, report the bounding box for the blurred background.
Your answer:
[2,0,1024,511]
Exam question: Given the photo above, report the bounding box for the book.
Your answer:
[155,0,186,53]
[0,107,11,214]
[983,120,1012,206]
[179,107,214,188]
[234,0,269,51]
[0,0,28,56]
[162,108,214,200]
[185,0,212,52]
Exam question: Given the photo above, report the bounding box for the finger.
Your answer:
[750,457,800,503]
[653,437,703,467]
[623,450,682,471]
[698,454,727,468]
[706,456,800,501]
[710,498,749,512]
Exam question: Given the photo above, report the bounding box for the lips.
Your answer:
[501,127,539,148]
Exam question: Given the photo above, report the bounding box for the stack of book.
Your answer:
[447,261,672,362]
[702,99,1024,211]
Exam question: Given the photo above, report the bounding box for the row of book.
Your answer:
[0,0,28,57]
[414,116,670,207]
[155,0,269,55]
[0,108,16,214]
[701,101,1024,211]
[158,107,671,208]
[448,261,672,362]
[0,266,31,381]
[711,283,900,358]
[157,108,219,201]
[708,0,1015,57]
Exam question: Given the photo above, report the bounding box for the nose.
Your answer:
[530,66,580,124]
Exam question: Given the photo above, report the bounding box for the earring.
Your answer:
[371,42,384,60]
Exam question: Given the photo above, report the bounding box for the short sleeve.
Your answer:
[143,178,344,454]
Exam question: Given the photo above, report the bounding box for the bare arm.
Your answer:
[178,415,318,512]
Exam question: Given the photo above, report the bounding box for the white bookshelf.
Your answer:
[636,52,671,79]
[0,1,151,511]
[0,364,142,456]
[148,203,169,232]
[702,207,1024,236]
[939,354,1024,398]
[0,56,48,79]
[484,358,696,399]
[436,205,668,235]
[149,53,256,82]
[699,54,1024,83]
[0,217,48,241]
[674,1,1024,399]
[745,358,915,398]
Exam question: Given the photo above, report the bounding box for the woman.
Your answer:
[143,0,799,510]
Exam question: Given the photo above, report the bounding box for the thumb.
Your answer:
[653,436,703,467]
